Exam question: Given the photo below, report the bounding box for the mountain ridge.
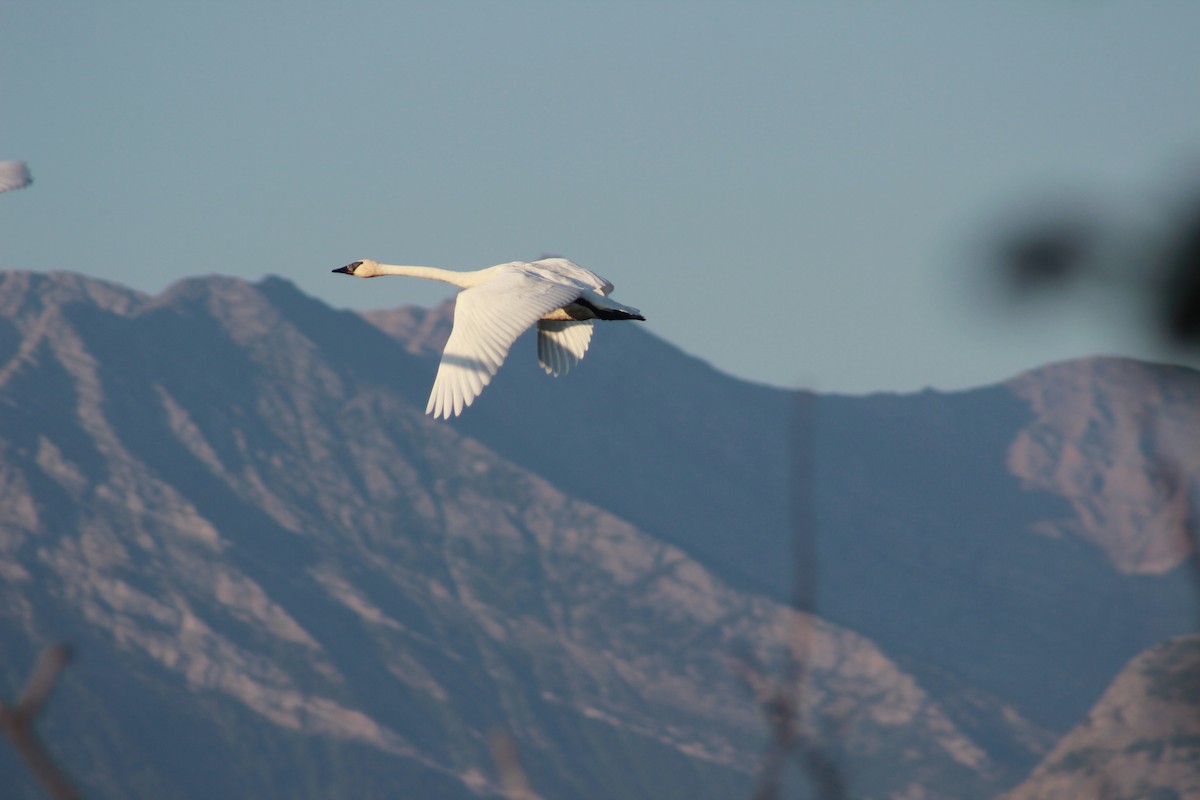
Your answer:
[1,269,1197,798]
[1002,633,1200,799]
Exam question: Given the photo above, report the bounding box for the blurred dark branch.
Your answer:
[1160,201,1200,344]
[785,389,847,800]
[731,640,846,800]
[1002,217,1096,296]
[0,644,79,800]
[729,651,796,800]
[997,185,1200,351]
[730,389,847,800]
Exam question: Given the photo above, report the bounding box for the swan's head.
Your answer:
[332,259,381,278]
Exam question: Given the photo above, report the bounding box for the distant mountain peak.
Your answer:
[1007,356,1200,573]
[0,269,146,319]
[360,300,455,357]
[1003,634,1200,799]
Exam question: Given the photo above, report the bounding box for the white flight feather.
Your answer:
[426,271,582,419]
[537,321,594,377]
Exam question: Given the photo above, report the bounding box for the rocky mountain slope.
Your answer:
[367,302,1200,736]
[1002,633,1200,799]
[1,270,1197,798]
[1008,357,1200,574]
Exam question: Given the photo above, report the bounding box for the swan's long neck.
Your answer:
[375,263,487,289]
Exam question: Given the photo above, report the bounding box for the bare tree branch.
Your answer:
[0,643,79,800]
[732,390,848,800]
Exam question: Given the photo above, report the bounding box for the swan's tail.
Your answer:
[593,306,645,321]
[578,294,645,321]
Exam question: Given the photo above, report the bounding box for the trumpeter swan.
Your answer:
[0,162,32,194]
[333,257,645,419]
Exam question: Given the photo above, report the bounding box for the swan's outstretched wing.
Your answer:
[0,162,32,194]
[427,270,582,418]
[537,320,594,377]
[523,258,614,296]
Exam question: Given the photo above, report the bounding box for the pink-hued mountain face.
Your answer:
[1,270,1197,799]
[1001,634,1200,800]
[1008,356,1200,574]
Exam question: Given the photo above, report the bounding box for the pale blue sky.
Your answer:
[3,2,1199,392]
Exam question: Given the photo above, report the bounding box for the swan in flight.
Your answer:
[333,257,645,418]
[0,162,32,194]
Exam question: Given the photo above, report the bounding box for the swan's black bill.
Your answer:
[332,261,361,275]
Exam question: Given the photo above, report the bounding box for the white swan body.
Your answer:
[0,162,32,194]
[333,257,644,418]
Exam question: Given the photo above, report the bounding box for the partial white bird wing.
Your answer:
[524,258,614,296]
[537,320,594,377]
[0,162,32,194]
[427,270,582,418]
